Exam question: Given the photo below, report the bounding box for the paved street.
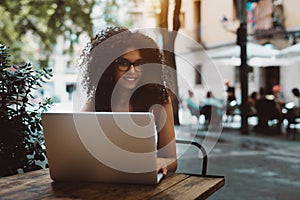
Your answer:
[175,112,300,200]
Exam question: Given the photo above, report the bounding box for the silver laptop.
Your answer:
[42,112,163,185]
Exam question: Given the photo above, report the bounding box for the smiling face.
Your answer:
[114,48,143,91]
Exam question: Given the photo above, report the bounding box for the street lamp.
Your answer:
[237,0,249,134]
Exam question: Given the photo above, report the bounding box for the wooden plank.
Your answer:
[0,169,49,194]
[41,173,189,200]
[0,170,191,200]
[0,169,52,200]
[0,170,224,200]
[0,169,48,187]
[149,175,225,200]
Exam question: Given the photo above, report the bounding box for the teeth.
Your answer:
[125,77,136,81]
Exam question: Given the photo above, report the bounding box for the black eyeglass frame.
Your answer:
[114,58,145,72]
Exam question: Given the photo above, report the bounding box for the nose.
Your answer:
[128,64,136,73]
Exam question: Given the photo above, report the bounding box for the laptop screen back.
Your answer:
[42,112,161,184]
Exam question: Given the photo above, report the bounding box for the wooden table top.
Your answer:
[0,169,224,200]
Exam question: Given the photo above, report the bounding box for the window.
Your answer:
[195,64,202,85]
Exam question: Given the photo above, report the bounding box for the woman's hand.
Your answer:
[156,157,176,176]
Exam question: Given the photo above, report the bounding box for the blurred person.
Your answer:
[291,88,300,116]
[186,90,200,119]
[248,91,258,116]
[272,84,285,114]
[225,80,236,103]
[200,91,224,118]
[285,87,300,130]
[255,87,281,131]
[224,80,237,121]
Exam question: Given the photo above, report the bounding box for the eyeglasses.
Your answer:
[114,58,144,72]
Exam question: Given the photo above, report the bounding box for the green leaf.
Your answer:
[0,44,52,176]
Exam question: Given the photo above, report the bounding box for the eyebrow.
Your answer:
[119,57,142,61]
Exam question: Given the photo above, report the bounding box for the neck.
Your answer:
[112,88,133,111]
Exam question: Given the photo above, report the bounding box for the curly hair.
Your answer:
[78,26,170,112]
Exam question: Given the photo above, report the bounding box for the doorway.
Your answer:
[264,66,280,94]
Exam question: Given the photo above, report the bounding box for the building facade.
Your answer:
[176,0,300,102]
[48,0,300,108]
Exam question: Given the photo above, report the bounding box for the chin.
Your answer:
[118,79,140,90]
[124,84,138,90]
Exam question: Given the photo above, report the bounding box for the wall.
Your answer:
[280,60,300,102]
[176,50,227,104]
[201,0,236,47]
[283,0,300,31]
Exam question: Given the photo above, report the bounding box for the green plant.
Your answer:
[0,44,53,177]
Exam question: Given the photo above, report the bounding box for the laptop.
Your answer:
[42,112,164,185]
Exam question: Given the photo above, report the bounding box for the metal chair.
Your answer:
[176,139,224,179]
[176,139,207,175]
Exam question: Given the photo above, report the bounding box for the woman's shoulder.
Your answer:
[81,98,95,112]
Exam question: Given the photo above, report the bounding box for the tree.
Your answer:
[0,0,182,124]
[97,0,132,27]
[0,0,134,68]
[159,0,182,125]
[0,0,95,66]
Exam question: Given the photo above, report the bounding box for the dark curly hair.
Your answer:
[78,26,170,112]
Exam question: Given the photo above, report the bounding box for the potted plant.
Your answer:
[0,44,53,177]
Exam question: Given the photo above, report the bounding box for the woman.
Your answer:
[78,26,177,175]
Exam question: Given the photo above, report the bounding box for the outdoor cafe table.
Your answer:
[0,169,225,200]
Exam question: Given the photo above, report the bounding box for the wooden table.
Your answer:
[0,169,224,200]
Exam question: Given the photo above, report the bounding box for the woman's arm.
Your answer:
[155,97,177,173]
[81,98,95,112]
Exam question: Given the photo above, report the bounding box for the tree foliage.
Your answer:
[0,0,95,65]
[0,0,134,68]
[0,0,182,124]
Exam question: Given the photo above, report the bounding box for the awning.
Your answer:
[207,42,300,66]
[280,43,300,56]
[207,42,280,59]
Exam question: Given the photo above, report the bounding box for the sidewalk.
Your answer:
[176,110,300,200]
